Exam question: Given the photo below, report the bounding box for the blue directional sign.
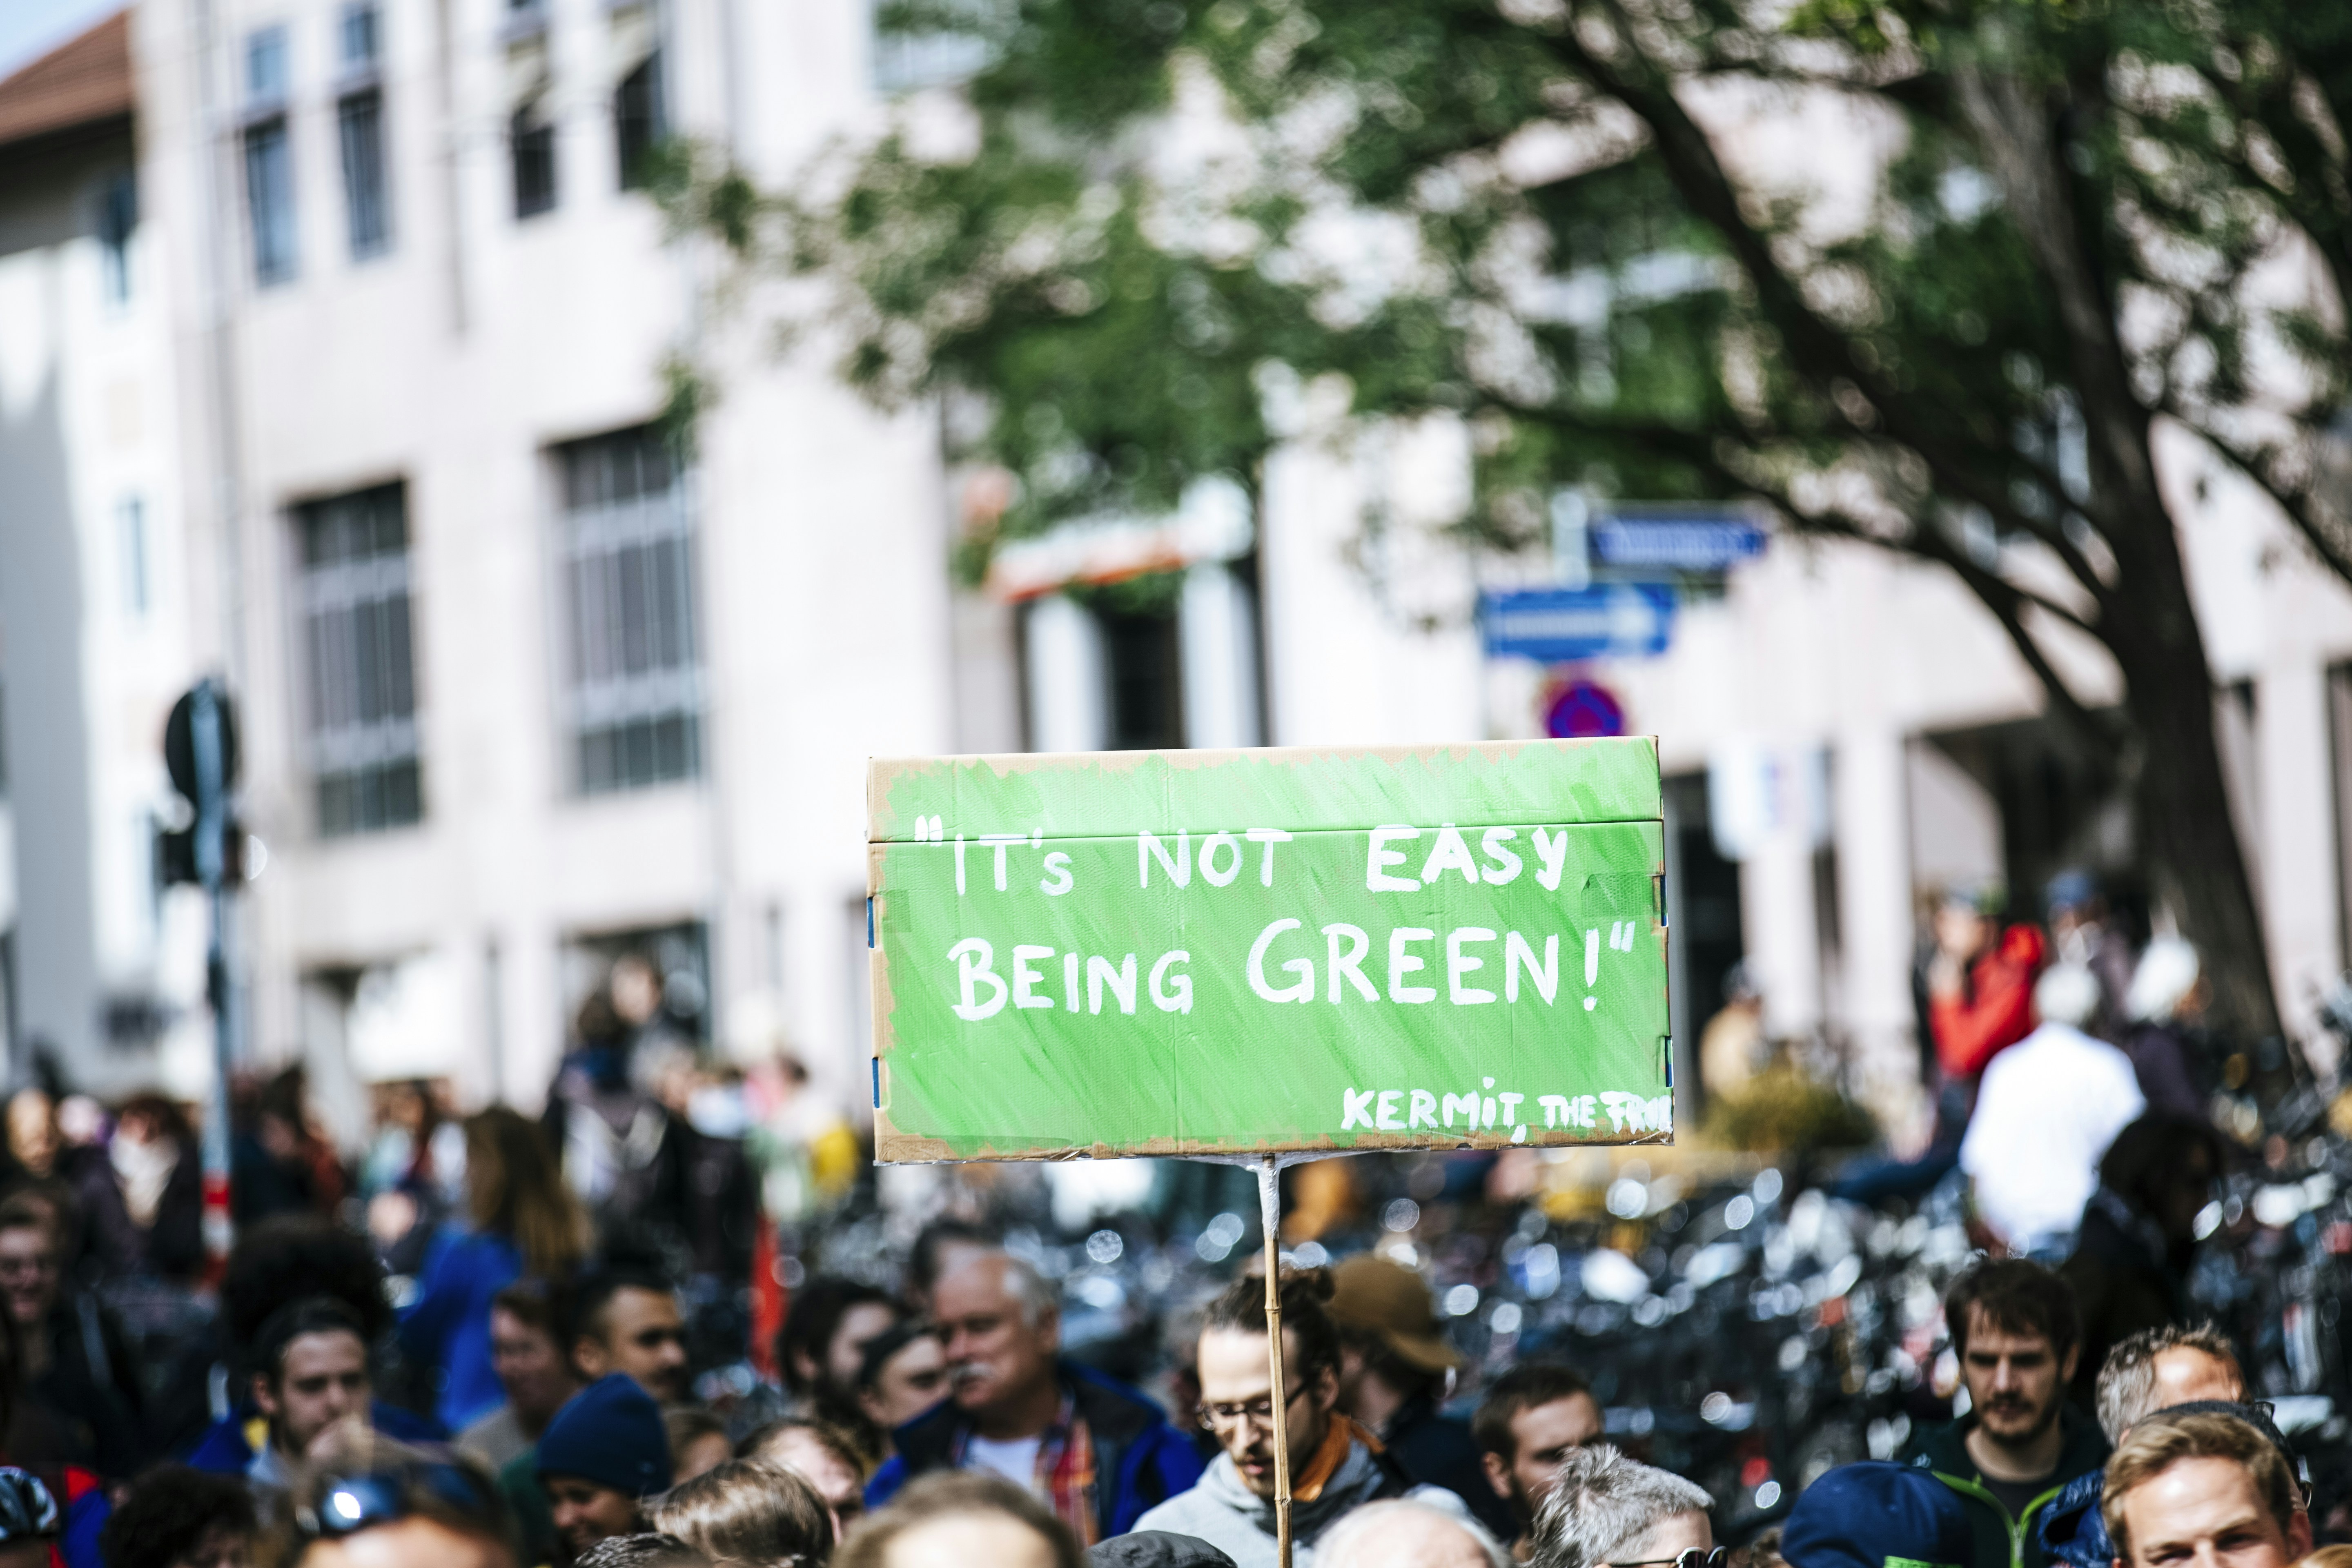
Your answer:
[1591,512,1766,572]
[1481,583,1676,662]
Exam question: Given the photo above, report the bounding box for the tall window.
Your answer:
[296,483,423,835]
[512,100,557,218]
[339,4,390,258]
[557,428,701,794]
[615,53,665,190]
[243,28,295,285]
[118,495,148,617]
[96,169,135,304]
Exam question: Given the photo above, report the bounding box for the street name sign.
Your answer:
[865,739,1671,1162]
[1590,512,1766,572]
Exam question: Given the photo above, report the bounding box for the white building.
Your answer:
[4,0,2348,1144]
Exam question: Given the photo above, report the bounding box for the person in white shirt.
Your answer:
[1960,963,2146,1259]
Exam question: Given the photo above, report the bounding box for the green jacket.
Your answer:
[1907,1410,2110,1568]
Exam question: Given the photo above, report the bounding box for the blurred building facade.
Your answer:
[4,1,2351,1140]
[0,0,961,1129]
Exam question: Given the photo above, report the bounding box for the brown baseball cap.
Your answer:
[1327,1254,1461,1373]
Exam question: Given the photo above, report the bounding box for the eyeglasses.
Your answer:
[1612,1551,1726,1568]
[1197,1381,1308,1432]
[293,1462,501,1541]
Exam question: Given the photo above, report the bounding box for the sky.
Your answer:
[0,0,124,82]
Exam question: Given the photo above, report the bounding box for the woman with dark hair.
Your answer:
[399,1109,590,1435]
[2061,1111,2226,1404]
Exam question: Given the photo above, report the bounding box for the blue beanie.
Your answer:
[535,1374,673,1498]
[1782,1463,1973,1568]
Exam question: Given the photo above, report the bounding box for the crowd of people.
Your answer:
[0,1182,2326,1568]
[0,873,2298,1568]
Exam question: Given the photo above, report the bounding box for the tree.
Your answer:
[668,0,2352,1040]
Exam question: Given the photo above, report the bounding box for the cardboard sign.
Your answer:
[865,739,1671,1162]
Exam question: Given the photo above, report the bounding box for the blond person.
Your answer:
[2102,1411,2307,1568]
[838,1472,1079,1568]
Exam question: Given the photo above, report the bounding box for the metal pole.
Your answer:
[192,679,236,1274]
[1258,1154,1291,1568]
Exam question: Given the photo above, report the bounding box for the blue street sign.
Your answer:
[1481,582,1676,662]
[1590,512,1766,572]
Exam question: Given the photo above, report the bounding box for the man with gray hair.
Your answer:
[1316,1498,1511,1567]
[864,1250,1203,1547]
[1530,1445,1714,1568]
[2094,1324,2243,1445]
[2034,1325,2249,1568]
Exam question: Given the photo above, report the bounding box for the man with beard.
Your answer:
[1472,1363,1604,1561]
[865,1252,1199,1546]
[1909,1260,2109,1568]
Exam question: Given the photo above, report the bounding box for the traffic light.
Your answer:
[159,682,241,888]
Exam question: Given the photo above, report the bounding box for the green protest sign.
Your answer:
[865,738,1671,1161]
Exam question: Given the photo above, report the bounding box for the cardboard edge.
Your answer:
[866,739,1668,842]
[874,1126,1677,1164]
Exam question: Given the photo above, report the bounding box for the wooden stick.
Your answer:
[1259,1154,1292,1568]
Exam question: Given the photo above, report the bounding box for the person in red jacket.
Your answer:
[1929,890,2049,1080]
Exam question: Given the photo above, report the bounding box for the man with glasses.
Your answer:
[1135,1269,1477,1566]
[866,1251,1200,1546]
[1474,1364,1605,1562]
[1528,1445,1713,1568]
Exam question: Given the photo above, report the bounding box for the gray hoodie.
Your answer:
[1131,1437,1472,1568]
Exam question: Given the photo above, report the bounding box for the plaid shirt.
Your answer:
[953,1389,1099,1546]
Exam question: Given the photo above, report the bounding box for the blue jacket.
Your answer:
[866,1361,1204,1540]
[184,1399,446,1472]
[398,1227,524,1433]
[2037,1468,2111,1568]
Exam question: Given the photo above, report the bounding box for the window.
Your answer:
[1101,604,1182,750]
[341,2,378,64]
[118,496,148,617]
[557,428,701,794]
[244,27,294,285]
[296,483,423,835]
[615,53,665,190]
[512,100,557,218]
[247,26,288,100]
[339,5,390,258]
[339,91,389,256]
[96,169,135,303]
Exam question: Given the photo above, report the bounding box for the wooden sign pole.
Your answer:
[1259,1154,1292,1567]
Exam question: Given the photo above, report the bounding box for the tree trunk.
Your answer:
[2102,538,2283,1042]
[2119,645,2282,1043]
